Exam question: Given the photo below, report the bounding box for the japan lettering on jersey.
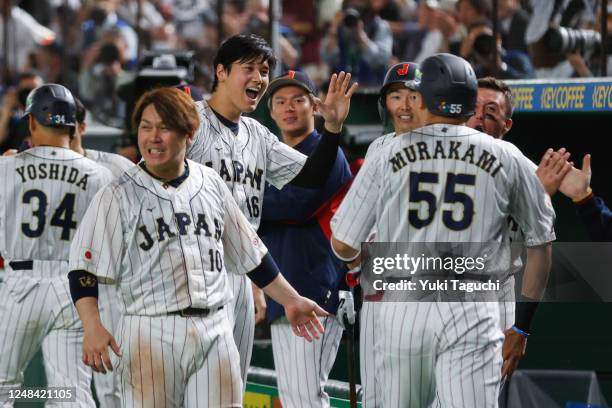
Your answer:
[0,147,113,262]
[69,160,267,315]
[186,100,306,229]
[332,124,555,252]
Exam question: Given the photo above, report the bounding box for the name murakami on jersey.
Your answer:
[137,211,223,251]
[389,140,504,177]
[15,163,90,190]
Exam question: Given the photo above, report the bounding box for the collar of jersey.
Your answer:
[138,160,190,188]
[20,145,82,161]
[410,123,480,138]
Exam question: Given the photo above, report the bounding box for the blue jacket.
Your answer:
[260,131,353,323]
[576,195,612,241]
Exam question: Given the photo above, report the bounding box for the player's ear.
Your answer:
[215,63,228,83]
[28,115,36,133]
[503,118,513,135]
[78,121,87,136]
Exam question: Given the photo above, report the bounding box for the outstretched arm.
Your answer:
[290,72,358,188]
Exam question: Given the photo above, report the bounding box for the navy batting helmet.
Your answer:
[415,53,477,118]
[22,84,77,129]
[378,62,420,126]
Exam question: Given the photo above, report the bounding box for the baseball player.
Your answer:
[356,61,424,408]
[0,84,114,406]
[260,70,353,407]
[186,34,357,385]
[69,96,134,407]
[466,76,571,381]
[331,53,556,407]
[68,87,328,408]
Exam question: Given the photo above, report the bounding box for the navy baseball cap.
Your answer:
[267,70,318,97]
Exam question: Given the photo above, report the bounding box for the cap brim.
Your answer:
[267,78,313,97]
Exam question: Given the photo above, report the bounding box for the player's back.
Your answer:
[0,146,113,263]
[85,149,135,179]
[369,123,552,246]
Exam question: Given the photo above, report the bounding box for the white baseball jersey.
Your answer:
[83,148,134,408]
[69,160,268,314]
[187,100,307,229]
[332,123,556,408]
[0,147,114,262]
[0,146,113,407]
[332,123,555,249]
[84,148,134,178]
[187,99,307,384]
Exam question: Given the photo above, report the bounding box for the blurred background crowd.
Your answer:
[1,0,611,157]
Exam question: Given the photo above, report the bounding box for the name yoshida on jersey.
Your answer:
[186,100,307,229]
[68,160,268,316]
[0,147,114,262]
[332,124,556,249]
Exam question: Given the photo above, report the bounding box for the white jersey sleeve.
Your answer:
[69,184,124,283]
[253,120,306,190]
[505,142,556,246]
[84,149,135,179]
[212,173,268,275]
[331,152,381,248]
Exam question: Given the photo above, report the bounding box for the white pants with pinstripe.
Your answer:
[360,301,381,408]
[94,283,122,408]
[224,273,255,391]
[377,302,503,408]
[0,269,95,407]
[115,310,241,408]
[271,316,344,408]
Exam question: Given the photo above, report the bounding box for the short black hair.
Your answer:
[75,97,86,123]
[477,77,514,118]
[211,34,276,92]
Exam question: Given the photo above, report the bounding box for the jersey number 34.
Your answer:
[21,189,77,241]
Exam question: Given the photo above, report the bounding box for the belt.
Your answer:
[9,260,33,270]
[168,306,223,317]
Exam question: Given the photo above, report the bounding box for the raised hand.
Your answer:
[535,148,572,196]
[559,154,592,201]
[315,71,359,133]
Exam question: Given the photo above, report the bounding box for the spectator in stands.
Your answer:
[118,0,178,50]
[320,0,393,86]
[32,42,81,94]
[394,0,459,64]
[222,0,251,38]
[456,0,491,28]
[81,0,139,66]
[0,72,43,153]
[460,21,534,79]
[498,0,530,53]
[0,2,55,77]
[78,41,127,127]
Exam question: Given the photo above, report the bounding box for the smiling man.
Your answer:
[68,87,329,407]
[260,70,353,408]
[186,34,357,387]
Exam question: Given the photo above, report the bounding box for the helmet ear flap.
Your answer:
[377,94,388,126]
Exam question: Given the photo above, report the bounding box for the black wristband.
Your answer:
[514,295,539,333]
[247,252,280,288]
[68,270,99,304]
[290,128,341,188]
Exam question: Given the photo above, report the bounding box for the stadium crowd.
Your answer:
[0,0,611,155]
